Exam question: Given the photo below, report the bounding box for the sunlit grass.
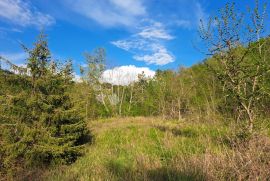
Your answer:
[45,117,234,181]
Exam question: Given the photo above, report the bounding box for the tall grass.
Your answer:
[42,117,270,181]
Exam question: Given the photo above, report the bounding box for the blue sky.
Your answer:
[0,0,268,80]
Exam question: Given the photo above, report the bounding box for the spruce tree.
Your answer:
[1,33,89,175]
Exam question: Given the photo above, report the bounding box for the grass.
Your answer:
[43,117,226,180]
[43,117,270,181]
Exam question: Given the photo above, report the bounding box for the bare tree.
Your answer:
[199,1,269,132]
[83,48,110,115]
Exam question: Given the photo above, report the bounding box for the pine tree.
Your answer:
[1,33,89,175]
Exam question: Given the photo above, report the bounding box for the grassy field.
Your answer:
[42,117,270,181]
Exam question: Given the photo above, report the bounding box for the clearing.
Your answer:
[45,117,231,181]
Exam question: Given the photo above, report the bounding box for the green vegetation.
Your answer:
[45,117,270,181]
[0,1,270,180]
[0,34,89,178]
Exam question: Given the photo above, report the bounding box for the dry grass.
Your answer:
[204,134,270,180]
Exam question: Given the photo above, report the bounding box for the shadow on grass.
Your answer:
[106,159,207,181]
[154,125,198,138]
[76,130,95,146]
[14,131,95,181]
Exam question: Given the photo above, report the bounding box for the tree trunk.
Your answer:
[178,98,182,121]
[241,102,254,133]
[128,86,133,113]
[247,110,254,133]
[100,85,109,113]
[119,87,125,116]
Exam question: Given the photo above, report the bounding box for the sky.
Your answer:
[0,0,268,84]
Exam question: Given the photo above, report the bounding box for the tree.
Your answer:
[199,1,269,131]
[1,33,89,175]
[82,48,111,117]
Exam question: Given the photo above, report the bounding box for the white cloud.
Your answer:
[0,27,23,33]
[0,52,27,63]
[134,45,174,65]
[0,52,27,71]
[112,38,175,65]
[111,39,150,52]
[0,0,55,28]
[67,0,146,27]
[101,65,155,85]
[110,0,145,16]
[174,20,191,28]
[73,73,82,82]
[137,22,174,40]
[138,28,174,40]
[110,2,207,65]
[111,40,131,51]
[111,20,175,66]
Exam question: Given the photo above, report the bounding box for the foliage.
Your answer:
[199,1,270,131]
[0,33,89,177]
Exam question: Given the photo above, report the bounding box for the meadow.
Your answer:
[42,117,270,181]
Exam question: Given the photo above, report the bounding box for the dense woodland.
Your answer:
[1,1,270,180]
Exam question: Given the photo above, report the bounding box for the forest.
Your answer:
[0,1,270,181]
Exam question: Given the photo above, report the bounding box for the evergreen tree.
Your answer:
[1,33,89,175]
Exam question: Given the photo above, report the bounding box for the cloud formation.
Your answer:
[137,22,174,40]
[133,45,174,65]
[111,20,175,65]
[0,0,55,28]
[111,39,149,52]
[101,65,155,85]
[67,0,146,27]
